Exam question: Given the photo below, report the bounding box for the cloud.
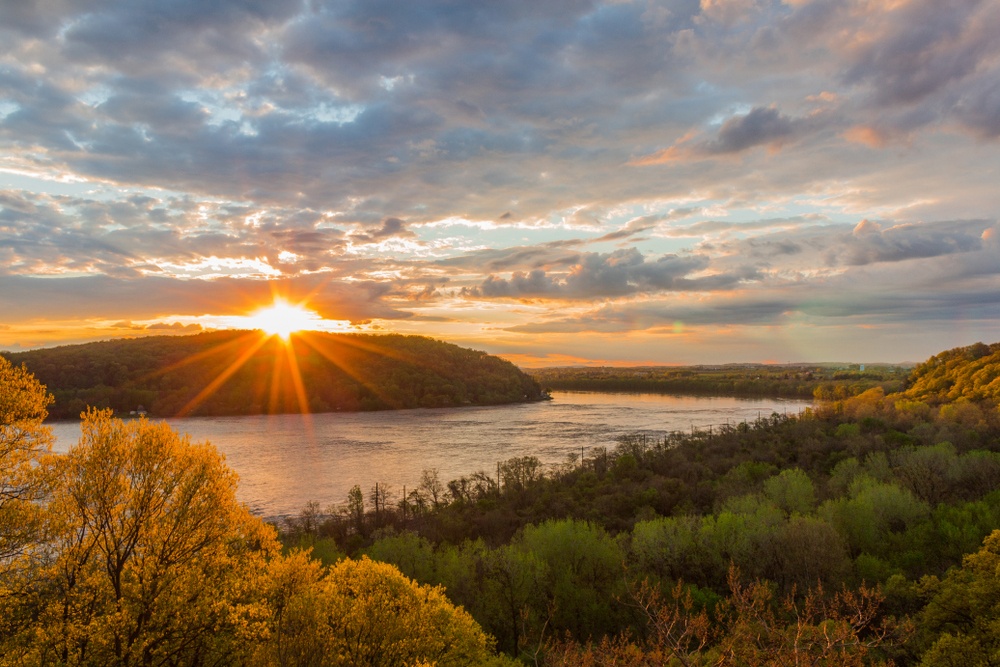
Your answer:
[145,321,204,332]
[506,277,1000,334]
[350,217,416,243]
[2,0,1000,361]
[634,106,833,164]
[463,247,751,299]
[436,244,583,273]
[0,274,413,324]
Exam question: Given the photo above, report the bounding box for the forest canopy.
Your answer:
[4,342,1000,665]
[1,330,544,419]
[531,363,909,400]
[279,342,1000,664]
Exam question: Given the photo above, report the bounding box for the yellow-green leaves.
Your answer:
[14,409,279,666]
[261,555,496,667]
[0,357,53,569]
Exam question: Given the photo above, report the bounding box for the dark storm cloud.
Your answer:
[1,0,995,228]
[842,219,987,266]
[841,0,994,107]
[60,0,301,77]
[636,106,836,163]
[955,77,1000,139]
[833,0,1000,140]
[436,244,583,273]
[0,0,707,220]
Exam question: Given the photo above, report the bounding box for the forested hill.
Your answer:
[1,331,544,419]
[531,362,909,400]
[900,341,1000,403]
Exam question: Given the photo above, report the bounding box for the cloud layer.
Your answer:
[1,0,998,362]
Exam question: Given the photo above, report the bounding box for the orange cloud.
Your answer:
[629,130,698,165]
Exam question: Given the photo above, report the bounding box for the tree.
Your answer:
[0,357,53,567]
[263,555,512,666]
[917,529,1000,666]
[516,519,625,641]
[0,357,54,646]
[546,568,908,666]
[5,409,279,666]
[763,468,816,516]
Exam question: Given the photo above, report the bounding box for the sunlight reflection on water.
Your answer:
[48,392,810,519]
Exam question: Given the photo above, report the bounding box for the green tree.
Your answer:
[516,519,625,641]
[763,468,816,516]
[917,529,1000,666]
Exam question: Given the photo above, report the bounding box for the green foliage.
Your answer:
[2,330,543,419]
[763,468,816,516]
[12,340,1000,662]
[298,341,1000,661]
[916,530,1000,666]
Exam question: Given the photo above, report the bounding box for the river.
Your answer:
[48,391,810,519]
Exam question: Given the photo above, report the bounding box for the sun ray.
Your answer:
[176,332,272,417]
[267,344,286,414]
[139,330,261,384]
[283,337,313,420]
[296,332,405,410]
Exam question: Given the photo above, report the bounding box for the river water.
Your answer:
[48,392,809,519]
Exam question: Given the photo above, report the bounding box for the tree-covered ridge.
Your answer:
[2,331,544,419]
[531,363,909,400]
[901,341,1000,404]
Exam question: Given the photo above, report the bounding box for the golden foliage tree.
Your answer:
[0,357,55,646]
[260,553,511,667]
[0,357,53,571]
[4,409,279,666]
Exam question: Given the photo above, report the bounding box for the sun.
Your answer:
[246,299,321,339]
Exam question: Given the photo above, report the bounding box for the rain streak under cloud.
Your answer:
[1,0,999,365]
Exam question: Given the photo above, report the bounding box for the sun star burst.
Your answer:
[247,299,320,339]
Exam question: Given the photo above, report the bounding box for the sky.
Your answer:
[1,0,998,366]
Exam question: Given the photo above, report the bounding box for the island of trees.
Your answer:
[3,341,1000,665]
[1,330,544,420]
